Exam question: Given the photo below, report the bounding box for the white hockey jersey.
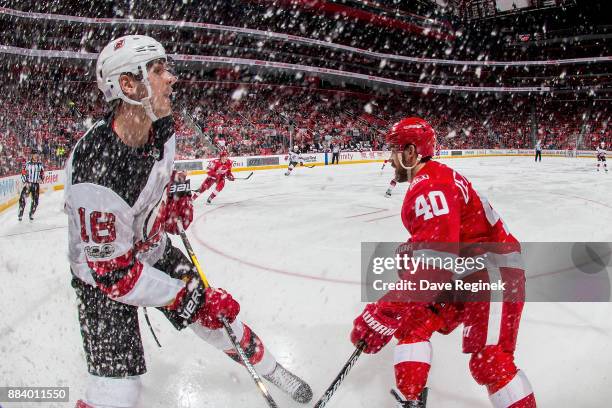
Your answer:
[596,146,607,158]
[64,115,184,307]
[288,150,304,164]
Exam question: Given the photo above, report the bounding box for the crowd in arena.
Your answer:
[1,4,609,92]
[0,79,608,177]
[1,1,609,180]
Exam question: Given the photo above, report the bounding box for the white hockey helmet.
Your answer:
[293,145,299,151]
[96,35,168,120]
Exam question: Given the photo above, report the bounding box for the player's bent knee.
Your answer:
[469,345,517,387]
[85,375,141,408]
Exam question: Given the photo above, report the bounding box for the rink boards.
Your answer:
[0,148,599,214]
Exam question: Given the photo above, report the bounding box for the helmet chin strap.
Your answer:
[118,63,159,122]
[397,152,422,171]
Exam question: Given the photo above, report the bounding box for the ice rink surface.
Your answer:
[1,156,611,407]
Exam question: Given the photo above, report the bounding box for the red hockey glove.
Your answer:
[350,303,400,354]
[165,172,194,234]
[197,287,240,329]
[167,280,239,329]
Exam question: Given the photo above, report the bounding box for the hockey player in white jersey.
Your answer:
[596,142,607,172]
[65,35,311,408]
[383,151,397,197]
[285,145,305,176]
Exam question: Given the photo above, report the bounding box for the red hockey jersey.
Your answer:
[207,158,234,179]
[379,160,524,309]
[401,160,517,247]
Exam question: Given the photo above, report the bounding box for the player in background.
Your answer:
[194,150,235,204]
[596,142,607,172]
[385,178,397,198]
[534,140,542,162]
[65,35,311,408]
[285,145,305,176]
[18,152,44,221]
[383,151,397,197]
[350,117,536,408]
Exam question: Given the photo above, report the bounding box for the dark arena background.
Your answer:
[0,1,610,407]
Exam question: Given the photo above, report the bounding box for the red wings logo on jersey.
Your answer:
[114,39,125,50]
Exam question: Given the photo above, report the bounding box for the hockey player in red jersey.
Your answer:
[67,35,311,408]
[350,117,536,407]
[195,150,235,204]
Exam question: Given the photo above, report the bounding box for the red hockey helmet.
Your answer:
[386,117,436,158]
[219,149,229,157]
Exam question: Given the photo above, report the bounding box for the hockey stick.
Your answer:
[234,172,254,180]
[313,342,365,408]
[176,223,279,408]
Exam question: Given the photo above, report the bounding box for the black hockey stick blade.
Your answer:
[235,172,254,180]
[314,342,365,408]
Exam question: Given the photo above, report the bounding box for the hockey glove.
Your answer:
[167,276,207,327]
[351,303,399,354]
[168,278,240,329]
[197,287,240,329]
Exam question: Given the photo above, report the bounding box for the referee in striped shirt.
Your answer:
[18,152,45,221]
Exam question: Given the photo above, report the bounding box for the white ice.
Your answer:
[1,156,611,407]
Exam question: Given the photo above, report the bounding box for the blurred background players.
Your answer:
[195,150,235,204]
[330,142,341,164]
[385,178,397,198]
[285,145,305,176]
[535,140,542,162]
[596,142,607,172]
[18,152,44,221]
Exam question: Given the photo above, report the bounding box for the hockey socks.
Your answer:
[386,179,398,197]
[191,320,312,403]
[222,323,273,372]
[191,320,276,375]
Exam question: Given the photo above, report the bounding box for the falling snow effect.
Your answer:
[0,1,611,407]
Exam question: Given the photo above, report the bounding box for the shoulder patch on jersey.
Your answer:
[453,171,469,204]
[409,174,429,190]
